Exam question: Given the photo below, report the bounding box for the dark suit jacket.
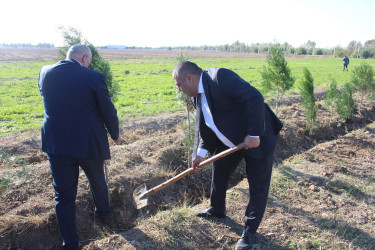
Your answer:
[38,59,119,160]
[197,68,282,159]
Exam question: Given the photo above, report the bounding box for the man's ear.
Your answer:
[82,54,90,67]
[186,74,192,84]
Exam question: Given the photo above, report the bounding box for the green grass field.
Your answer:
[0,57,374,135]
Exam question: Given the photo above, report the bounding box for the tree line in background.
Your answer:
[2,39,375,59]
[188,39,375,59]
[0,43,54,48]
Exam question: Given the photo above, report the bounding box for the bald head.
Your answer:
[66,44,92,68]
[172,61,202,97]
[172,61,202,82]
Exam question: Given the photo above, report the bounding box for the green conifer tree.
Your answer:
[299,68,318,135]
[261,43,295,114]
[174,52,195,164]
[175,51,194,112]
[325,78,339,122]
[58,26,120,102]
[350,62,375,115]
[336,82,355,123]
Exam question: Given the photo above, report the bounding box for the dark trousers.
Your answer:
[47,154,110,249]
[210,142,275,234]
[343,64,348,71]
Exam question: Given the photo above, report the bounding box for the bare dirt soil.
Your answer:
[0,48,328,61]
[0,49,374,249]
[1,96,374,249]
[0,48,269,61]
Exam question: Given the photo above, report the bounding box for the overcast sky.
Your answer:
[1,0,374,48]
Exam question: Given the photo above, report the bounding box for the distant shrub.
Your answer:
[360,49,374,59]
[296,47,307,55]
[176,51,190,63]
[287,47,295,54]
[260,46,269,53]
[336,82,355,122]
[350,48,361,58]
[336,51,345,57]
[350,63,375,114]
[322,48,333,55]
[314,48,323,55]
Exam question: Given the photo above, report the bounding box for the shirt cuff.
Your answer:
[197,148,208,158]
[248,135,260,138]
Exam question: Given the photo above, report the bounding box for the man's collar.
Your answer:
[198,72,204,94]
[69,58,83,66]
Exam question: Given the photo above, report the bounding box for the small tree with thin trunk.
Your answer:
[336,82,355,123]
[261,43,295,114]
[174,52,195,165]
[175,51,194,112]
[325,78,339,122]
[58,26,120,102]
[299,68,318,135]
[350,62,375,115]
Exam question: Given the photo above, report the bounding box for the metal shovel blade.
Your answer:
[132,183,149,209]
[131,142,246,210]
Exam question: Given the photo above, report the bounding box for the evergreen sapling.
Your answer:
[299,68,318,135]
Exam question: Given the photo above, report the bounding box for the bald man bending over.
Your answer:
[38,44,120,249]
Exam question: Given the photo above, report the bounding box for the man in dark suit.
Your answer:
[173,61,282,250]
[343,55,349,71]
[38,44,120,249]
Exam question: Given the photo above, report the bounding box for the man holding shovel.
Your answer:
[173,61,282,250]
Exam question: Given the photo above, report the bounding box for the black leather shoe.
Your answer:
[196,207,226,218]
[235,226,254,250]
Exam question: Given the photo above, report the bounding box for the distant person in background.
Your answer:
[38,44,120,249]
[343,55,349,71]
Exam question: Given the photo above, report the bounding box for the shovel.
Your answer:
[132,142,245,209]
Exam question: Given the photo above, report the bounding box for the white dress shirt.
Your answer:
[197,73,259,158]
[197,73,235,158]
